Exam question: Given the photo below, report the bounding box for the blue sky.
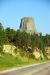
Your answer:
[0,0,50,34]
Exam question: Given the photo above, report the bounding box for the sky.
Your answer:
[0,0,50,35]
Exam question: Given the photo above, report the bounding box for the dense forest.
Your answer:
[0,22,50,58]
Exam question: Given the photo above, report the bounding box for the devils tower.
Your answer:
[19,17,37,34]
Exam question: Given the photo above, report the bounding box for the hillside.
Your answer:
[0,17,50,70]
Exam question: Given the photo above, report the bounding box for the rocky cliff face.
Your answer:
[19,17,37,34]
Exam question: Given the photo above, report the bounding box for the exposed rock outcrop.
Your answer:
[3,45,16,56]
[20,17,37,34]
[45,47,50,59]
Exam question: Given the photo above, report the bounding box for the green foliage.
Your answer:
[15,30,31,50]
[0,23,8,45]
[0,22,50,70]
[5,27,16,43]
[0,22,50,57]
[0,45,3,53]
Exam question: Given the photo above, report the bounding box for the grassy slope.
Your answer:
[0,54,49,71]
[0,54,24,71]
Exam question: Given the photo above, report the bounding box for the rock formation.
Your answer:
[19,17,37,34]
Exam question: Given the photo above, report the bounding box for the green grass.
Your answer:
[0,54,49,71]
[0,54,23,71]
